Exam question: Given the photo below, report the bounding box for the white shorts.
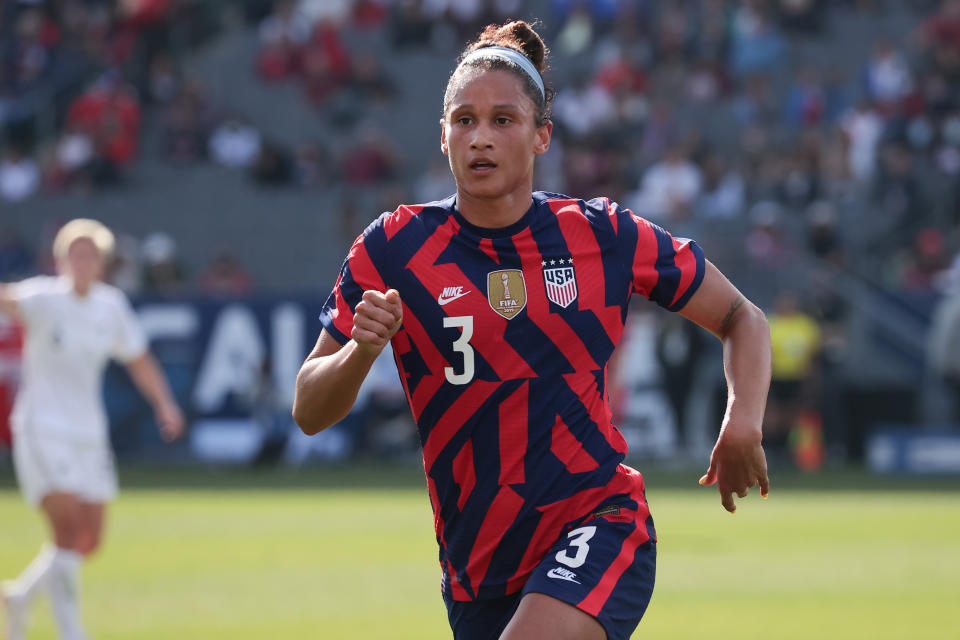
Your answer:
[12,429,117,507]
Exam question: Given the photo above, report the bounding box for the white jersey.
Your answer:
[10,275,147,443]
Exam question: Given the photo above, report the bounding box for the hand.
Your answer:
[352,289,403,357]
[156,401,185,442]
[699,423,770,513]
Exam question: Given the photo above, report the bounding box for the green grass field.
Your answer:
[1,465,958,639]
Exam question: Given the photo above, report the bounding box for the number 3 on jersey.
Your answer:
[444,316,474,385]
[556,526,597,568]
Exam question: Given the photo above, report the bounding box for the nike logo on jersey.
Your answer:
[547,567,581,583]
[438,286,471,306]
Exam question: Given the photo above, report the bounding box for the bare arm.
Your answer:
[678,260,771,512]
[125,352,185,441]
[293,289,403,435]
[0,283,21,319]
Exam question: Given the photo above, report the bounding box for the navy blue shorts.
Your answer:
[444,500,657,640]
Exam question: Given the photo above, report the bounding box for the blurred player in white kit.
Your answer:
[0,219,184,640]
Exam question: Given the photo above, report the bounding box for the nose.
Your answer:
[469,122,494,150]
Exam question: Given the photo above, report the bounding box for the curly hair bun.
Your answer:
[467,20,549,74]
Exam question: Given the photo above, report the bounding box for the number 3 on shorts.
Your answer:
[444,316,474,385]
[555,525,597,569]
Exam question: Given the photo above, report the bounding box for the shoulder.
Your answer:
[361,196,457,244]
[10,275,63,299]
[90,282,134,310]
[534,191,630,234]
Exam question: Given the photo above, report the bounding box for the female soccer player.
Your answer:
[1,219,184,640]
[293,21,770,640]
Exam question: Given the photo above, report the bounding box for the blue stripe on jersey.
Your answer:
[481,509,541,599]
[647,223,683,309]
[608,202,640,299]
[528,204,618,367]
[427,381,525,482]
[375,203,454,268]
[528,376,624,474]
[320,304,350,344]
[396,340,431,398]
[667,241,705,312]
[581,198,630,308]
[490,234,577,377]
[321,261,357,345]
[593,369,606,400]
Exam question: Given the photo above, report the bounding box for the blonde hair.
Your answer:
[53,218,115,261]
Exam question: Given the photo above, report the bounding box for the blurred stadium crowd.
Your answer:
[1,0,960,467]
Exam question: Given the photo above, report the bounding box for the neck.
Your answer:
[71,277,92,297]
[456,188,533,229]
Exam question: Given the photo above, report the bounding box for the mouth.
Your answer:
[469,159,498,174]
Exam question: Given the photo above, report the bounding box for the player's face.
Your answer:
[441,69,552,204]
[61,237,105,286]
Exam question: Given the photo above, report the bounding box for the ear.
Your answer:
[440,119,449,156]
[533,120,553,156]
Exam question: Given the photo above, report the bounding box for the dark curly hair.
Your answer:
[443,20,554,126]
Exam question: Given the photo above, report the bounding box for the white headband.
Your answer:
[458,46,545,102]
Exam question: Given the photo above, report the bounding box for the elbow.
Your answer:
[743,301,770,340]
[748,301,769,330]
[719,298,768,341]
[291,398,347,436]
[291,403,325,436]
[292,369,326,435]
[292,408,319,436]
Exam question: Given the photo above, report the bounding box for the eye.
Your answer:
[496,117,512,125]
[457,116,473,125]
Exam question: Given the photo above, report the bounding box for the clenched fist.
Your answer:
[352,289,403,356]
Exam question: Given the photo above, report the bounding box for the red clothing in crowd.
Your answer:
[67,86,142,166]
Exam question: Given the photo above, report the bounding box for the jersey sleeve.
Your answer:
[611,201,705,312]
[8,276,52,328]
[110,292,148,363]
[319,228,388,345]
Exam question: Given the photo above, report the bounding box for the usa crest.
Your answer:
[487,269,526,320]
[543,259,578,308]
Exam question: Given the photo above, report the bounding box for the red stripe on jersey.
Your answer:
[605,198,618,235]
[393,304,444,422]
[349,238,387,292]
[466,485,525,591]
[447,559,470,600]
[453,439,476,511]
[478,237,500,264]
[330,276,355,339]
[406,218,536,382]
[578,516,650,616]
[550,415,600,474]
[422,380,499,469]
[383,204,423,241]
[392,310,445,423]
[331,239,388,338]
[669,236,698,308]
[390,331,414,407]
[514,227,599,371]
[551,199,623,345]
[563,371,627,455]
[631,215,661,297]
[498,382,528,485]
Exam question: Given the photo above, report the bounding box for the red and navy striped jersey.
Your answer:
[319,192,704,601]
